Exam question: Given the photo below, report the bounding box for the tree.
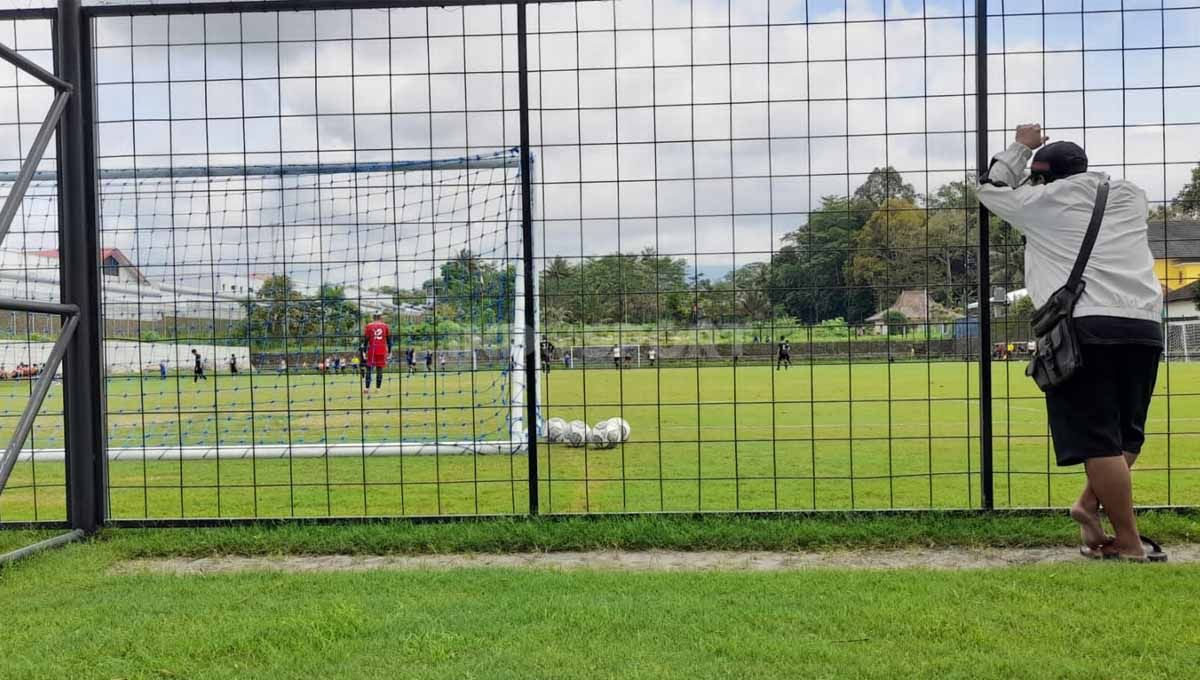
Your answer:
[243,274,305,344]
[729,262,773,322]
[314,284,360,345]
[1157,164,1200,220]
[770,196,875,323]
[853,166,917,208]
[1012,295,1035,318]
[538,249,690,326]
[848,199,932,311]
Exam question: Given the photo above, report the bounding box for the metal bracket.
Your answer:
[0,301,79,495]
[0,40,76,497]
[0,42,72,247]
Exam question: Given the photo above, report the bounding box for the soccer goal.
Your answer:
[1166,320,1200,362]
[1,148,539,461]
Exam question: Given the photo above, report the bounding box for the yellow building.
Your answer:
[1149,222,1200,291]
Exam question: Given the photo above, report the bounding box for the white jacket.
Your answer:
[978,143,1163,322]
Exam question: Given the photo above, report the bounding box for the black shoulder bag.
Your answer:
[1025,181,1109,392]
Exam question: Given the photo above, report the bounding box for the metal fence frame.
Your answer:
[1,0,1188,533]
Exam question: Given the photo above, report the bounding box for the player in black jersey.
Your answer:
[776,338,791,370]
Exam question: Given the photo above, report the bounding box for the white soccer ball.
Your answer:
[608,417,631,442]
[545,417,568,444]
[589,419,620,449]
[564,420,589,448]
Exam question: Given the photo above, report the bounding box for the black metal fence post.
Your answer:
[975,0,995,511]
[516,0,539,516]
[57,0,107,532]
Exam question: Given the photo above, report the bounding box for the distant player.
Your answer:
[229,354,238,375]
[191,349,207,382]
[405,346,416,375]
[776,337,791,371]
[424,350,433,372]
[361,313,392,396]
[647,347,657,367]
[159,359,167,380]
[439,352,447,372]
[540,337,554,374]
[612,344,621,369]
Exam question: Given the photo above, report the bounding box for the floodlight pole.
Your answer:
[58,0,107,533]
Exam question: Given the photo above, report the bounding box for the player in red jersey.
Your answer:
[361,313,392,396]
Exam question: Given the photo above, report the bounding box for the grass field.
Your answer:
[3,518,1200,680]
[2,360,1198,521]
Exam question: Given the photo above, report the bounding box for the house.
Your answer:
[1149,221,1200,292]
[867,289,961,335]
[36,247,150,287]
[1165,281,1200,321]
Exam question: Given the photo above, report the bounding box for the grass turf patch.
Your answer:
[4,362,1200,522]
[93,511,1200,559]
[2,536,1199,679]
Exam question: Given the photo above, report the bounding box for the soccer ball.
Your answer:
[589,419,620,449]
[608,417,631,442]
[564,420,589,448]
[545,417,568,444]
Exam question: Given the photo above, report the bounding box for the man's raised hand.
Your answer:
[1016,123,1049,150]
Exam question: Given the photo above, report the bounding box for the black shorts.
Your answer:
[1045,344,1160,467]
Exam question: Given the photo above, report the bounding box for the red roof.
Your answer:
[36,248,124,259]
[32,247,148,284]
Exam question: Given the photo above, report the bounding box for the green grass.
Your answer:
[85,512,1200,558]
[2,528,1199,680]
[3,361,1198,521]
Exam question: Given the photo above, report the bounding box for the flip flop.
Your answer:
[1140,535,1169,562]
[1100,536,1169,563]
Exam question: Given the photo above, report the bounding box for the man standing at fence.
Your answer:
[361,313,392,397]
[405,346,416,375]
[978,123,1165,562]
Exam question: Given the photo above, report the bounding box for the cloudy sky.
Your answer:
[2,0,1198,295]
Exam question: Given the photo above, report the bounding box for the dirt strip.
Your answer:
[112,544,1200,575]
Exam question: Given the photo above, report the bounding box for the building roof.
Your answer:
[867,289,961,323]
[32,247,149,284]
[1165,280,1199,304]
[1147,221,1200,261]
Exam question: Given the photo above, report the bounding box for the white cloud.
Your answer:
[2,0,1193,291]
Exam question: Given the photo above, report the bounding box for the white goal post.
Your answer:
[1166,320,1200,362]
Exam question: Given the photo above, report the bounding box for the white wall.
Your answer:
[1166,298,1199,321]
[0,340,252,375]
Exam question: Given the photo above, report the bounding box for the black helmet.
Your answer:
[1030,141,1088,184]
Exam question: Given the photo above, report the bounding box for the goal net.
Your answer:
[1166,320,1200,362]
[1,148,536,460]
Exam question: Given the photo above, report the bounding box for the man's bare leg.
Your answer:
[1083,455,1145,559]
[1071,452,1137,548]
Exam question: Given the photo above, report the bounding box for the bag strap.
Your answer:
[1066,180,1110,292]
